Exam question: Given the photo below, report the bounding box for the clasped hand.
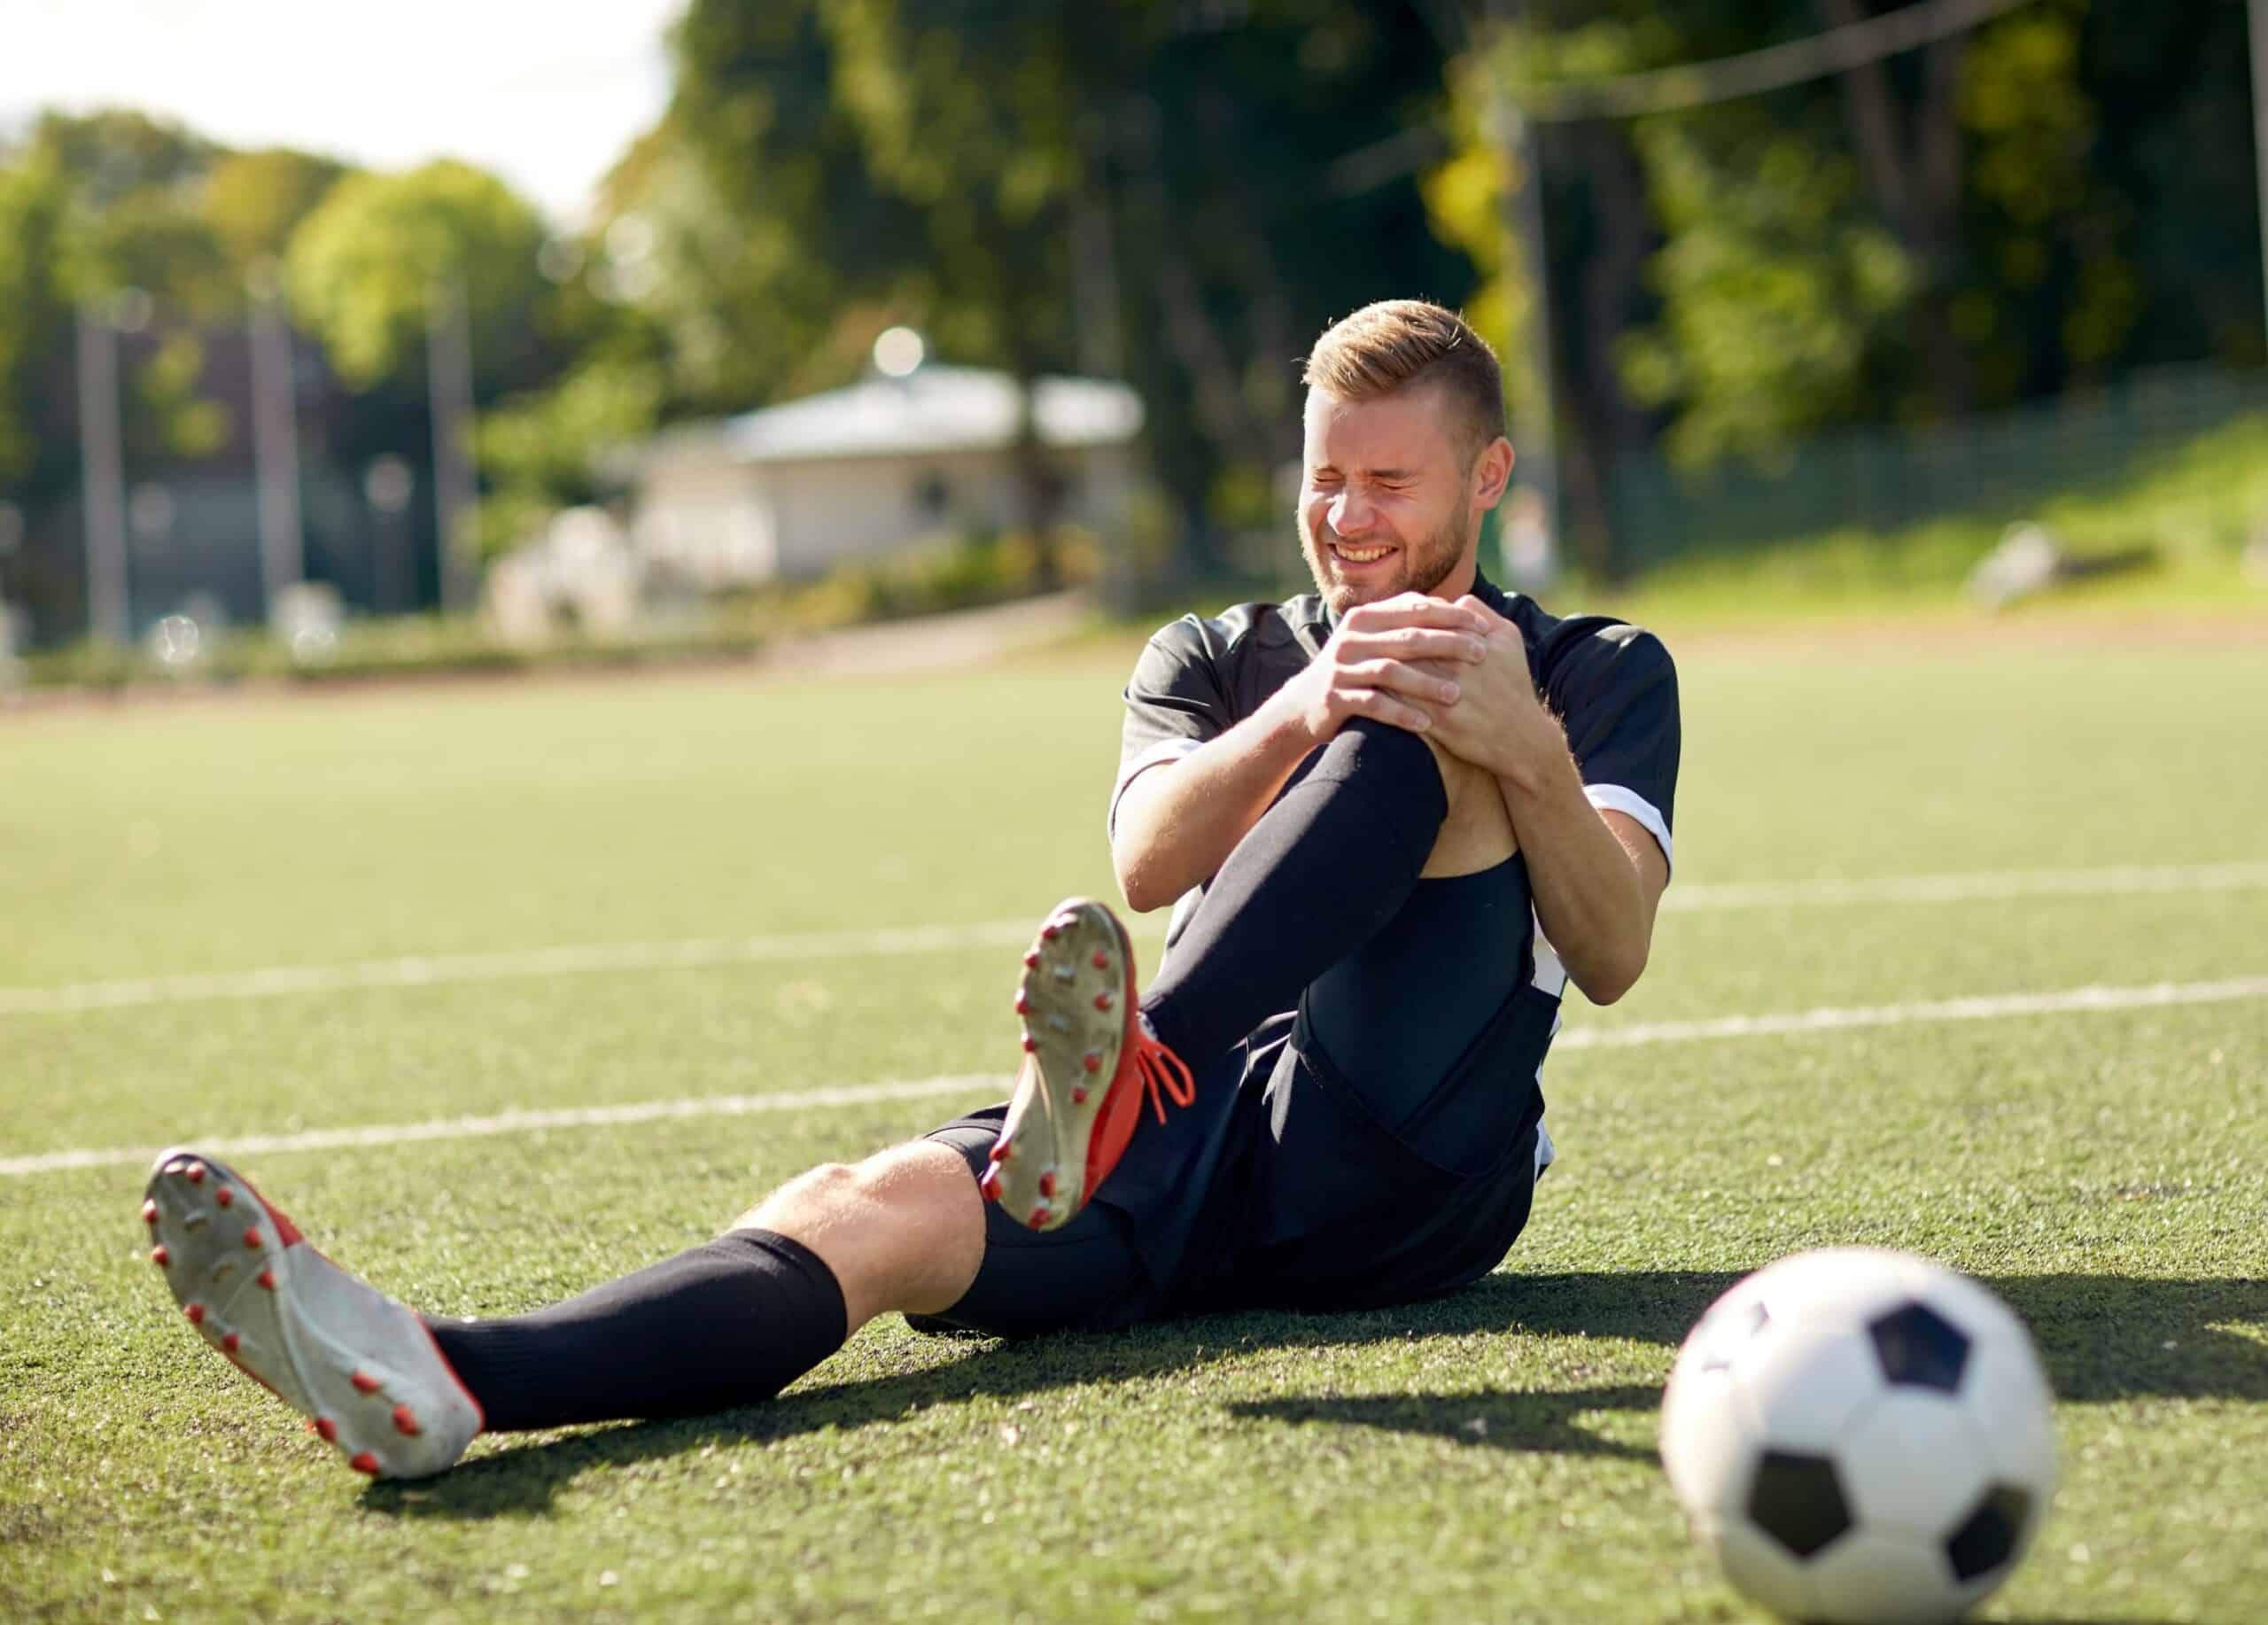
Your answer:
[1278,592,1555,780]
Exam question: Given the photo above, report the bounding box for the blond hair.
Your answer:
[1301,299,1506,464]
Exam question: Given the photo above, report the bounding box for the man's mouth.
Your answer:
[1329,542,1395,566]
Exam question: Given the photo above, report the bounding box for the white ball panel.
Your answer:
[1959,1335,2060,1500]
[1837,1391,1992,1540]
[1748,1248,1935,1334]
[1806,1528,1963,1625]
[1731,1320,1884,1453]
[1659,1365,1755,1516]
[1701,1509,1821,1622]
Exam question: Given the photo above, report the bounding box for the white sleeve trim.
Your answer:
[1107,737,1204,837]
[1586,782,1674,875]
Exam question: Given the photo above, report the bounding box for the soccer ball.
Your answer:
[1658,1248,2058,1624]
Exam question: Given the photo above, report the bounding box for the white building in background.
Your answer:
[630,365,1146,588]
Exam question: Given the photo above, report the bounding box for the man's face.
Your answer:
[1297,383,1483,618]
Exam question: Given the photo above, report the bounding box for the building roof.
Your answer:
[649,365,1145,468]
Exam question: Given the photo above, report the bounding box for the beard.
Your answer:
[1298,507,1475,618]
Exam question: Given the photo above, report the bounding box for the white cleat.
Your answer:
[142,1147,483,1480]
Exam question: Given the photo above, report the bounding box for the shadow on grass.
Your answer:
[362,1271,2264,1521]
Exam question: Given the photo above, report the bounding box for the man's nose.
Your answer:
[1329,490,1373,535]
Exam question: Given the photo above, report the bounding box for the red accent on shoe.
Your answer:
[185,1162,206,1184]
[1072,1087,1088,1104]
[392,1405,420,1436]
[315,1417,338,1442]
[350,1451,380,1475]
[351,1371,380,1395]
[1094,992,1113,1011]
[1014,992,1029,1015]
[242,1227,263,1249]
[1021,1033,1037,1052]
[1083,1052,1102,1072]
[184,1303,205,1326]
[214,1187,233,1209]
[978,1168,1002,1202]
[1022,951,1040,968]
[1027,1205,1050,1228]
[991,1140,1012,1162]
[1040,926,1057,941]
[1038,1171,1057,1197]
[257,1269,276,1291]
[151,1246,170,1266]
[221,1333,239,1353]
[142,1199,159,1225]
[1092,951,1109,968]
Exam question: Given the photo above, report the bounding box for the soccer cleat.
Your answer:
[139,1147,483,1481]
[984,898,1195,1232]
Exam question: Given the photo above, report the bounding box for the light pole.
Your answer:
[246,260,307,623]
[74,305,130,644]
[426,277,479,616]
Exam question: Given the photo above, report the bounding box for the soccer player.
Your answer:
[141,300,1678,1478]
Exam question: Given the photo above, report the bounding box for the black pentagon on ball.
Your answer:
[1946,1485,2032,1582]
[1747,1450,1853,1559]
[1868,1301,1971,1392]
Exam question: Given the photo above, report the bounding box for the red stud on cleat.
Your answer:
[392,1405,420,1436]
[1072,1087,1089,1104]
[1038,1171,1057,1198]
[184,1302,206,1326]
[214,1186,233,1209]
[1094,992,1114,1011]
[151,1246,170,1267]
[1027,1206,1050,1228]
[1040,926,1058,942]
[1083,1052,1102,1073]
[992,1140,1013,1162]
[221,1332,239,1353]
[1021,1032,1037,1052]
[315,1417,338,1442]
[242,1226,263,1249]
[351,1371,380,1395]
[257,1269,276,1291]
[185,1162,206,1184]
[1013,992,1029,1015]
[1022,951,1040,968]
[142,1199,159,1225]
[978,1168,1003,1202]
[350,1451,380,1475]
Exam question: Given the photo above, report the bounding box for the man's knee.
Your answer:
[734,1141,984,1326]
[1314,718,1449,824]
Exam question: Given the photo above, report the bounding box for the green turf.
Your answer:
[3,634,2265,1623]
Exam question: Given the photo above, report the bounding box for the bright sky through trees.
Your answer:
[0,0,683,225]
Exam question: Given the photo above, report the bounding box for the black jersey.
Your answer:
[1111,571,1683,985]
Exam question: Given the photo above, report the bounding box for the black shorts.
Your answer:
[915,978,1555,1339]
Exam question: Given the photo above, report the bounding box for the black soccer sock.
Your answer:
[423,1228,848,1433]
[1140,717,1448,1064]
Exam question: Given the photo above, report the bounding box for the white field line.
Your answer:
[4,859,2264,1020]
[5,975,2263,1180]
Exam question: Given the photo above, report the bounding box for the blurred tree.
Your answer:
[0,152,74,487]
[284,159,551,395]
[202,147,349,272]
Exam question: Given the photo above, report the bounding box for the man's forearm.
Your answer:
[1495,742,1654,1004]
[1112,695,1318,912]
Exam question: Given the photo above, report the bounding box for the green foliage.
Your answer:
[200,147,349,270]
[284,159,550,392]
[0,153,72,484]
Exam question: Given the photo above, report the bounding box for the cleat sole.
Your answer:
[988,899,1138,1232]
[140,1147,483,1481]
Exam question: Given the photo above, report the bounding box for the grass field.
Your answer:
[4,625,2265,1624]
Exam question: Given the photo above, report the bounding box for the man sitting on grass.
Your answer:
[142,299,1679,1478]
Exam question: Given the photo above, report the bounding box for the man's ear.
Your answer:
[1472,436,1515,509]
